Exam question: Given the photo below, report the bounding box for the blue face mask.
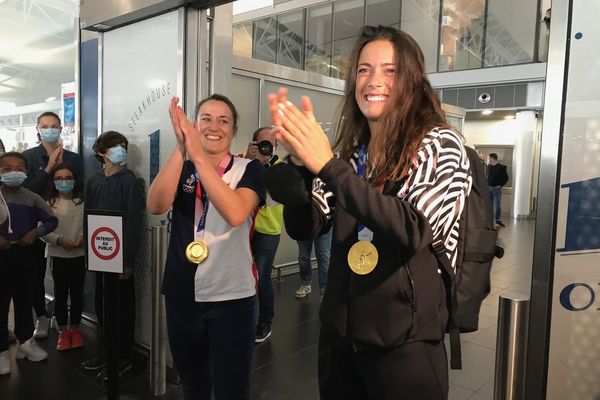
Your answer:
[55,180,75,194]
[39,128,61,143]
[107,146,127,166]
[1,171,27,187]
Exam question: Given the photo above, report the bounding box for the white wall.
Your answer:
[463,118,520,146]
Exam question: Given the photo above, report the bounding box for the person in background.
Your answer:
[81,131,145,381]
[267,25,471,399]
[294,228,332,300]
[487,153,509,227]
[41,163,86,352]
[0,152,58,375]
[245,126,284,343]
[538,8,551,62]
[148,95,265,400]
[22,111,83,340]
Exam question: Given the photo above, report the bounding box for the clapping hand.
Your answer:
[170,98,207,165]
[267,88,333,174]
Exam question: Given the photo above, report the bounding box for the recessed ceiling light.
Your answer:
[504,115,515,120]
[481,110,493,115]
[45,97,57,102]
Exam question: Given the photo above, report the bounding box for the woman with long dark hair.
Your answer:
[267,26,471,399]
[41,162,85,351]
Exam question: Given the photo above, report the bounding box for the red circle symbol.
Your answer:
[90,227,121,260]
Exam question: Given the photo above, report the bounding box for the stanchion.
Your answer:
[151,225,168,396]
[494,292,530,400]
[104,272,120,400]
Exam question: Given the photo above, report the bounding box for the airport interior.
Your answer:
[0,0,598,399]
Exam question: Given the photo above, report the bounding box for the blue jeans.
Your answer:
[489,186,502,220]
[251,231,280,325]
[297,228,332,290]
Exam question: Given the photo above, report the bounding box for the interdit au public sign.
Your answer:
[557,177,600,312]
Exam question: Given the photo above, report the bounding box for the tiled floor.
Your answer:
[0,219,534,400]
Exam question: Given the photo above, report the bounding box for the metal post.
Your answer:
[151,225,169,396]
[494,292,530,400]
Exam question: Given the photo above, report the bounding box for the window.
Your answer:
[277,11,304,69]
[305,4,333,76]
[366,0,400,29]
[233,22,253,58]
[332,0,365,79]
[438,0,486,71]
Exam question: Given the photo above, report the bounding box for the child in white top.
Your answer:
[42,163,85,351]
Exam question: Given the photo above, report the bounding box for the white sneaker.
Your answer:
[0,351,10,375]
[295,284,312,298]
[16,338,48,362]
[33,316,49,339]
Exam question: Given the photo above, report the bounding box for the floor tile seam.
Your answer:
[449,381,477,393]
[252,344,319,373]
[279,378,319,399]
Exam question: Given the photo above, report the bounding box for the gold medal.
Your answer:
[185,240,209,264]
[347,240,378,275]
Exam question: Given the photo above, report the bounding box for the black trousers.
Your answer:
[165,295,256,400]
[318,329,448,400]
[50,256,86,327]
[94,272,136,359]
[0,245,35,352]
[32,238,48,318]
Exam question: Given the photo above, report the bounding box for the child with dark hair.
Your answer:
[81,131,145,381]
[41,163,86,351]
[0,152,58,375]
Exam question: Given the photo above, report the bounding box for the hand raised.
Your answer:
[169,96,185,148]
[173,105,207,164]
[268,89,333,174]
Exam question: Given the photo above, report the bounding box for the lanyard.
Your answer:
[356,145,373,242]
[194,153,233,240]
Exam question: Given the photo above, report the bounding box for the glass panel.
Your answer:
[536,1,551,62]
[547,2,600,396]
[277,11,304,69]
[0,0,79,153]
[484,0,536,67]
[366,0,400,29]
[305,4,333,76]
[438,0,485,71]
[401,0,441,73]
[229,73,260,156]
[253,16,278,64]
[332,0,365,79]
[102,9,185,344]
[233,22,253,58]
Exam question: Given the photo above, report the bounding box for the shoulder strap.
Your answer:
[433,241,462,370]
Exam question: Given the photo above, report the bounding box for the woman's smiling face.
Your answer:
[354,39,397,130]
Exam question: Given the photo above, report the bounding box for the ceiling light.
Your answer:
[45,96,57,102]
[481,110,493,115]
[504,115,515,120]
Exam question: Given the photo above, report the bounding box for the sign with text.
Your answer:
[86,211,124,273]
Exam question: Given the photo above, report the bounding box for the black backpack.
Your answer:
[434,146,504,369]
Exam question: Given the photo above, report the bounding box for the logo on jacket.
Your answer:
[182,174,195,193]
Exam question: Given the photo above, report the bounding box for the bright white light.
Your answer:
[504,115,515,120]
[481,110,494,115]
[45,96,57,102]
[233,0,273,15]
[0,101,16,114]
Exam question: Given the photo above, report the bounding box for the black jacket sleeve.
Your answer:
[123,178,146,268]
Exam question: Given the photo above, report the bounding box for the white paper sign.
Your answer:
[87,214,124,273]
